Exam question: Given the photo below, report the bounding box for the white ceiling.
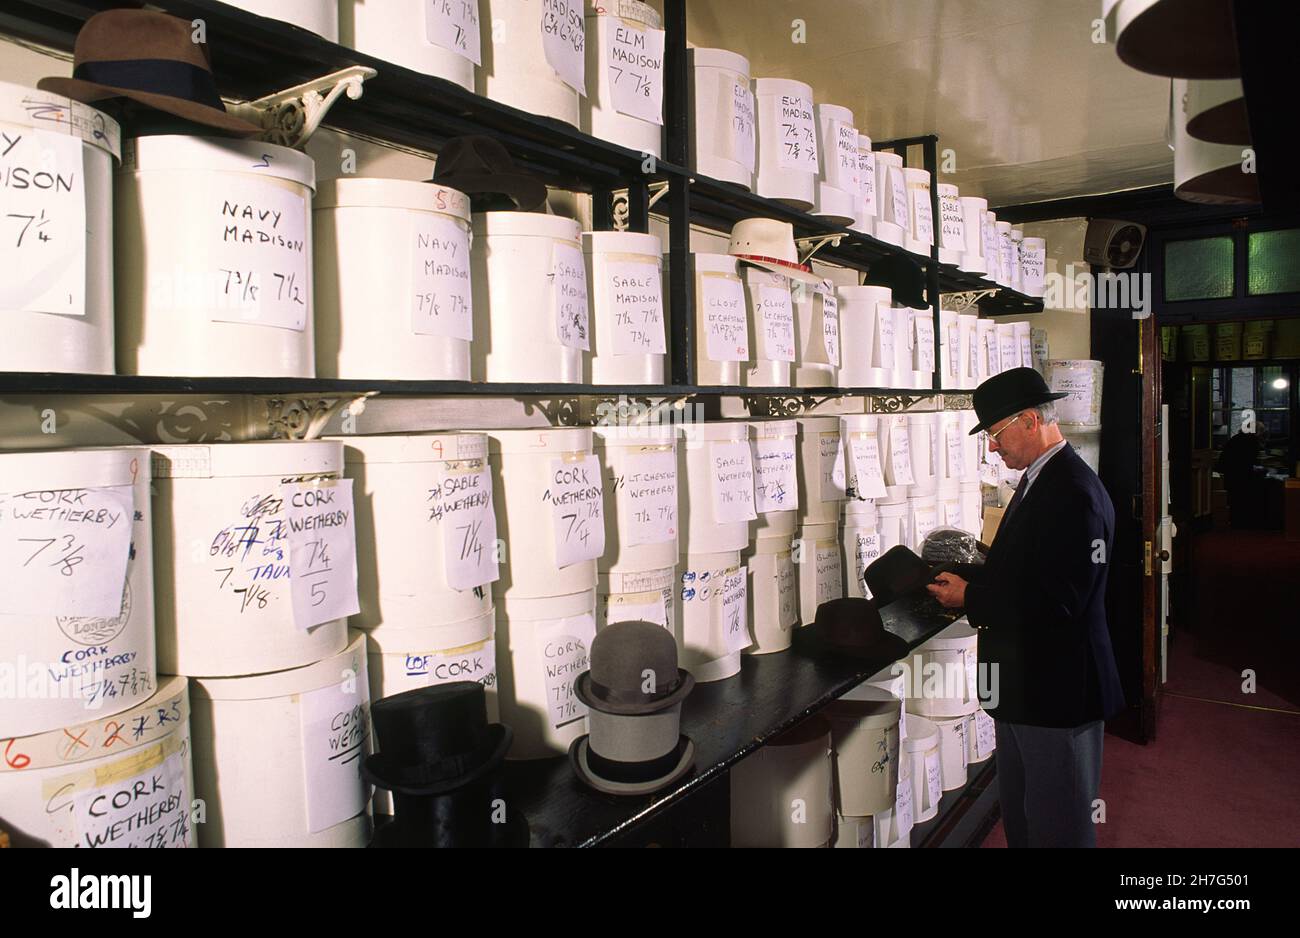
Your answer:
[685,0,1174,207]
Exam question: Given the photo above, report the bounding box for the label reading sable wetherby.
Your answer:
[426,462,499,591]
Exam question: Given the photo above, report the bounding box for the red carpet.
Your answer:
[982,530,1300,847]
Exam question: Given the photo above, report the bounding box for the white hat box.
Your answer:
[906,412,938,493]
[933,714,969,791]
[876,500,909,553]
[1013,319,1033,369]
[688,47,754,188]
[314,179,473,380]
[842,498,880,599]
[231,0,338,40]
[905,619,979,719]
[671,251,746,386]
[833,813,877,848]
[908,308,936,390]
[836,285,896,387]
[0,447,154,738]
[813,103,859,225]
[793,522,842,626]
[730,716,834,848]
[1047,359,1106,427]
[958,312,979,389]
[937,482,963,532]
[939,309,961,389]
[597,566,674,632]
[471,211,586,382]
[678,420,753,555]
[795,416,846,526]
[0,676,192,848]
[902,166,934,257]
[741,267,794,387]
[966,707,997,765]
[877,413,914,489]
[189,630,372,847]
[908,490,940,550]
[584,230,665,384]
[495,589,596,759]
[337,433,496,631]
[793,280,839,387]
[976,317,998,381]
[904,712,942,823]
[339,0,475,88]
[750,419,800,539]
[825,687,901,816]
[958,196,988,275]
[840,413,886,505]
[477,0,583,127]
[981,210,1000,283]
[582,1,664,156]
[1020,236,1047,297]
[592,425,678,573]
[853,134,877,237]
[744,536,797,654]
[873,151,907,247]
[114,135,316,377]
[937,183,965,266]
[995,221,1014,289]
[959,482,982,538]
[752,77,818,209]
[675,550,746,681]
[0,82,119,374]
[996,321,1019,376]
[1010,228,1024,292]
[482,428,600,600]
[151,441,351,677]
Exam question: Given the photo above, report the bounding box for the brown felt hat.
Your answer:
[38,9,261,136]
[800,596,910,661]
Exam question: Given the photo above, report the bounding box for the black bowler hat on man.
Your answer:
[968,366,1070,435]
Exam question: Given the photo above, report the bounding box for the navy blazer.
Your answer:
[963,443,1126,728]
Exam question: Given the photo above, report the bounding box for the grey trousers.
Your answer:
[994,719,1104,848]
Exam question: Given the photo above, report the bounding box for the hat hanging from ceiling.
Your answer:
[430,135,549,213]
[727,218,824,286]
[569,621,696,796]
[37,9,262,136]
[797,596,910,662]
[968,366,1070,435]
[863,253,928,309]
[363,682,527,847]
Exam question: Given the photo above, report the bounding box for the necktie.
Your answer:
[1001,473,1030,523]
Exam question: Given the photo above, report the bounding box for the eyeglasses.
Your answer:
[987,413,1027,443]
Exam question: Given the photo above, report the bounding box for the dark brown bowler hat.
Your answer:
[431,136,549,213]
[801,597,910,661]
[38,9,261,136]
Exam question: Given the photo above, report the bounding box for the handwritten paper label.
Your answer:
[999,234,1014,284]
[858,148,877,218]
[776,93,818,171]
[847,433,888,500]
[0,129,86,316]
[711,441,756,523]
[756,282,795,362]
[895,771,914,834]
[204,180,308,331]
[986,331,1001,376]
[886,420,915,486]
[720,565,750,653]
[551,242,590,350]
[910,187,934,245]
[975,709,996,758]
[914,313,935,373]
[820,289,840,366]
[0,484,133,617]
[925,750,942,808]
[411,214,472,340]
[730,80,756,172]
[1054,372,1096,424]
[540,0,586,95]
[621,449,677,546]
[427,464,499,591]
[873,303,896,369]
[946,420,965,480]
[547,454,605,568]
[539,612,594,729]
[939,192,965,250]
[999,332,1018,374]
[889,168,907,226]
[701,275,748,361]
[752,437,798,514]
[425,0,481,64]
[831,121,859,191]
[815,543,842,606]
[982,216,999,278]
[963,650,978,706]
[71,748,191,848]
[855,531,881,590]
[776,555,798,629]
[1022,244,1045,294]
[913,505,939,545]
[299,658,370,833]
[607,259,665,354]
[285,479,360,630]
[605,589,669,629]
[943,498,963,528]
[604,18,664,124]
[819,431,847,501]
[968,324,979,378]
[1019,335,1033,369]
[405,640,497,690]
[947,323,960,378]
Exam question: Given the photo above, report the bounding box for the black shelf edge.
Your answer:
[504,604,965,848]
[0,374,971,398]
[910,756,998,848]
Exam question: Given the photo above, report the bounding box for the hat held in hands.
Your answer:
[38,9,261,136]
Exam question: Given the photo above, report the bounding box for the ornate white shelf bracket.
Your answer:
[265,392,377,440]
[941,289,999,313]
[796,234,843,266]
[229,66,377,149]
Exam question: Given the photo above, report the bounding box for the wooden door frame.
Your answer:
[1141,312,1162,740]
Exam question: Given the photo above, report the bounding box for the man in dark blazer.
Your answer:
[927,367,1125,848]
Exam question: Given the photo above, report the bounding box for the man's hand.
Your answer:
[927,573,968,609]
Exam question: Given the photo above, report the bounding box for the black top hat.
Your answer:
[37,9,261,136]
[430,136,548,213]
[362,683,511,797]
[863,545,955,609]
[798,597,910,661]
[575,621,694,716]
[968,366,1069,435]
[864,253,928,309]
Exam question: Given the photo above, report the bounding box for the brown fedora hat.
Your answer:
[38,9,261,136]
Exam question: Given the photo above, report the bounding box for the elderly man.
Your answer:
[927,367,1125,848]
